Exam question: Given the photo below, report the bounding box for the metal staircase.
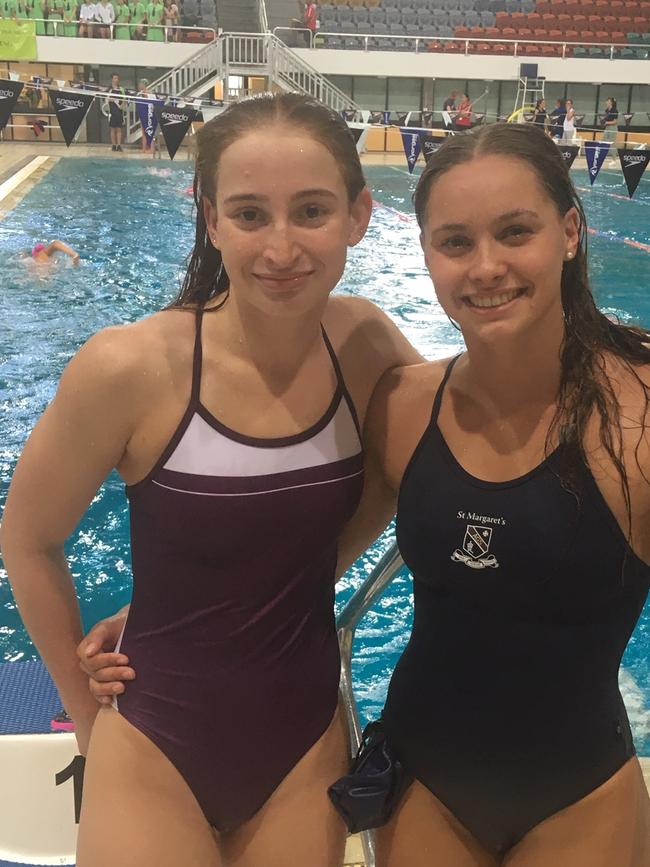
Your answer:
[127,31,358,143]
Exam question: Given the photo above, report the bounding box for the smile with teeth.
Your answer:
[465,288,525,309]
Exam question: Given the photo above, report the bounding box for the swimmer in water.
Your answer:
[31,240,80,265]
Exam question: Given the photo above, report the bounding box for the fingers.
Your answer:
[79,651,133,678]
[77,618,124,660]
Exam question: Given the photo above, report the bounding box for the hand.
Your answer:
[72,254,80,266]
[77,607,135,705]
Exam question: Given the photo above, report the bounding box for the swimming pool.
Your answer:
[0,157,648,754]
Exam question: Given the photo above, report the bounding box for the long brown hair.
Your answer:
[414,123,650,528]
[169,93,366,309]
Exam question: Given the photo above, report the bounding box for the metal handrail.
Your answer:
[314,29,650,59]
[257,0,269,33]
[336,540,405,867]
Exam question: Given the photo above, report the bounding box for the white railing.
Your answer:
[257,0,269,33]
[283,27,650,59]
[126,37,224,139]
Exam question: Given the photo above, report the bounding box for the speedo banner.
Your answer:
[0,78,23,132]
[618,149,650,199]
[369,111,383,124]
[51,89,95,146]
[155,104,197,160]
[584,140,611,185]
[558,145,580,169]
[136,98,164,148]
[396,112,408,127]
[421,111,433,128]
[400,129,421,174]
[0,19,36,61]
[419,133,441,164]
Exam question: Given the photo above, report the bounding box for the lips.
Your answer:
[254,271,314,283]
[464,288,526,309]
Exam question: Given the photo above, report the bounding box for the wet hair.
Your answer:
[170,92,366,309]
[413,123,650,532]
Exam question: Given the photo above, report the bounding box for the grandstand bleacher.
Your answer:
[316,0,650,55]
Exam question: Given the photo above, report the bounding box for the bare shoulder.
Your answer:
[367,357,452,491]
[59,308,194,409]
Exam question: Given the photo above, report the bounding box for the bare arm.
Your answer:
[45,240,80,263]
[0,328,140,752]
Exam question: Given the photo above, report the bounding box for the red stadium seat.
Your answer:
[527,11,542,24]
[542,43,560,53]
[565,27,579,39]
[611,30,626,40]
[579,28,596,39]
[517,26,533,36]
[495,11,510,27]
[524,42,541,52]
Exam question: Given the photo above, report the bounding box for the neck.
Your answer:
[218,291,328,382]
[461,307,565,414]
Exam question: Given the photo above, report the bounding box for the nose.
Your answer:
[466,237,508,286]
[262,222,301,270]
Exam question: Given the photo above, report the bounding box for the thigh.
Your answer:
[220,705,349,867]
[77,707,223,867]
[504,758,650,867]
[375,779,498,867]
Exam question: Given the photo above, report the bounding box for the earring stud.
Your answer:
[566,251,574,260]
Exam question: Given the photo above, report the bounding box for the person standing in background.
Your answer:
[532,98,547,132]
[601,97,619,151]
[114,0,130,38]
[78,0,94,35]
[107,72,125,151]
[453,92,472,130]
[26,0,47,34]
[128,0,145,38]
[94,0,114,36]
[145,0,164,41]
[562,98,576,143]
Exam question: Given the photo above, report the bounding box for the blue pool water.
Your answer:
[0,158,648,754]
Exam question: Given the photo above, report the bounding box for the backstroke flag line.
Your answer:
[584,140,610,186]
[559,145,580,169]
[0,79,24,132]
[400,129,421,174]
[136,98,165,149]
[618,149,650,199]
[419,133,441,163]
[155,105,198,160]
[51,90,95,146]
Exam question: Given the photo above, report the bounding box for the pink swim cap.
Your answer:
[32,242,46,257]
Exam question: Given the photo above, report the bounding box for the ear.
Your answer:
[347,186,373,247]
[562,206,580,256]
[203,196,220,251]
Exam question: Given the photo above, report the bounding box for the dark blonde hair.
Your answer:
[414,123,650,527]
[170,93,366,308]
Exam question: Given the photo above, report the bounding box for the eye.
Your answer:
[501,225,532,242]
[440,235,471,252]
[233,208,265,227]
[296,203,329,224]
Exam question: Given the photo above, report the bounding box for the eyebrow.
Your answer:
[430,209,540,234]
[223,189,338,206]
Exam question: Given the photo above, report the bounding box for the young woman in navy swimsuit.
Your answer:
[1,94,422,867]
[358,124,649,866]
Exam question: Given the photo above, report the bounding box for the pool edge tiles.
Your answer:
[0,156,58,222]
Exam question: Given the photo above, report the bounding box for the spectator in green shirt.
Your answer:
[145,0,163,40]
[44,0,64,34]
[1,0,19,20]
[128,0,144,37]
[62,0,76,34]
[114,0,129,37]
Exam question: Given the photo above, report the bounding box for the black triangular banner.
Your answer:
[618,149,650,198]
[369,110,383,124]
[559,145,580,169]
[0,79,24,132]
[396,112,408,126]
[51,89,95,146]
[342,109,356,122]
[419,133,442,163]
[574,113,586,126]
[422,111,433,128]
[349,126,363,144]
[155,104,197,160]
[622,113,634,125]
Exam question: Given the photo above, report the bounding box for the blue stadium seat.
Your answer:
[449,10,464,25]
[433,9,449,25]
[353,6,369,23]
[402,10,418,25]
[369,8,386,23]
[465,10,480,25]
[480,10,495,25]
[386,7,401,23]
[319,4,336,21]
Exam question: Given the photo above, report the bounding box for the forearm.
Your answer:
[4,545,98,724]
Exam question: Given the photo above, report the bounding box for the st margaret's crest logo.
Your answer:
[452,525,499,570]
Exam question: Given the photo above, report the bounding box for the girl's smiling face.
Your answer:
[420,154,579,343]
[204,125,371,319]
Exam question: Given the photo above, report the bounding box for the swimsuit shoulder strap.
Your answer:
[190,305,204,405]
[430,354,462,424]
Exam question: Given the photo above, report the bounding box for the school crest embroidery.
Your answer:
[452,525,499,570]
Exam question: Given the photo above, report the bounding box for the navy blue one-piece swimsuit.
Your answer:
[384,356,649,856]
